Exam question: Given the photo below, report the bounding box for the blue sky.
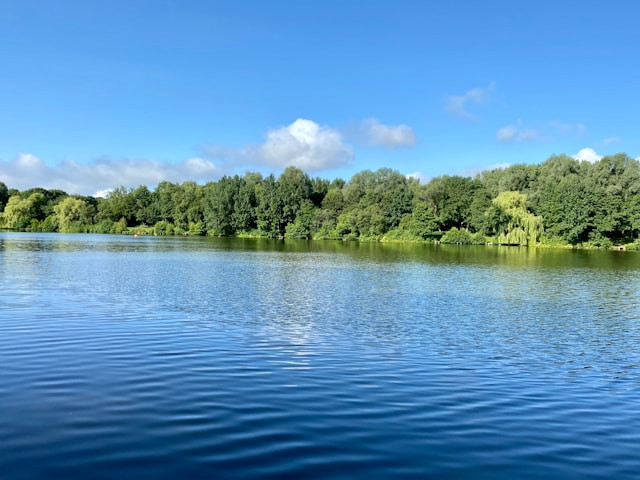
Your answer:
[1,0,638,195]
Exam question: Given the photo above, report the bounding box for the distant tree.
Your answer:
[315,187,344,235]
[4,151,639,246]
[489,191,543,245]
[204,176,238,236]
[391,201,438,240]
[153,181,179,224]
[232,173,260,232]
[341,168,412,235]
[285,200,315,239]
[2,193,46,229]
[277,166,312,230]
[173,181,204,232]
[130,185,155,226]
[255,174,283,236]
[404,201,438,239]
[97,186,135,225]
[54,197,93,232]
[424,175,478,231]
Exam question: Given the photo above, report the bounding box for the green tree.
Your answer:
[277,166,312,231]
[17,188,66,220]
[97,186,135,225]
[424,175,479,231]
[315,187,344,236]
[130,185,155,226]
[1,193,46,229]
[285,200,315,239]
[232,173,260,232]
[204,176,237,235]
[253,174,284,236]
[402,201,438,239]
[53,197,93,232]
[172,181,204,232]
[489,191,543,245]
[152,181,179,224]
[341,168,412,237]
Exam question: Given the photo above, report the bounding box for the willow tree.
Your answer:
[489,191,543,246]
[53,197,93,232]
[1,193,46,230]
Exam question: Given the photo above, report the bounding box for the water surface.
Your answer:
[1,233,639,478]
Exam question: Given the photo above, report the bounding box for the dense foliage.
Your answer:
[2,153,640,248]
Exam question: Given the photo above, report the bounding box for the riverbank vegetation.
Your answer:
[2,153,640,249]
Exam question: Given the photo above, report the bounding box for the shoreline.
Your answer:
[2,228,637,252]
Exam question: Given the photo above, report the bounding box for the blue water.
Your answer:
[1,233,639,478]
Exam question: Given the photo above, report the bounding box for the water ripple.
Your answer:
[2,233,640,478]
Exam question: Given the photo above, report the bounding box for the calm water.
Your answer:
[1,233,640,479]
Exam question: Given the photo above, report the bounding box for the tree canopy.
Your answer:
[2,154,640,248]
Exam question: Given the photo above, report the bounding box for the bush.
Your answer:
[91,219,113,234]
[469,232,486,245]
[381,228,424,243]
[441,227,472,244]
[40,215,58,232]
[188,222,204,236]
[285,220,309,239]
[587,231,613,249]
[154,220,176,236]
[113,218,128,234]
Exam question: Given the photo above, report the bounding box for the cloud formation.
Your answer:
[444,81,495,120]
[573,148,602,163]
[2,118,412,196]
[205,118,355,172]
[257,119,353,171]
[361,118,416,148]
[0,153,223,196]
[496,123,542,143]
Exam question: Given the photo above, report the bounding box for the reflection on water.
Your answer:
[1,232,640,479]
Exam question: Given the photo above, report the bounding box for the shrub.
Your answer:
[441,227,472,244]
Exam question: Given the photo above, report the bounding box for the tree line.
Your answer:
[1,152,640,248]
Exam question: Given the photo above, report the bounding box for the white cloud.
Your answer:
[94,189,113,198]
[257,118,353,171]
[573,148,602,163]
[444,81,495,120]
[187,119,355,173]
[496,122,542,142]
[183,156,221,176]
[406,171,428,184]
[362,118,416,148]
[0,153,224,196]
[16,152,44,169]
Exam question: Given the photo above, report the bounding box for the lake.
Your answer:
[1,232,639,479]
